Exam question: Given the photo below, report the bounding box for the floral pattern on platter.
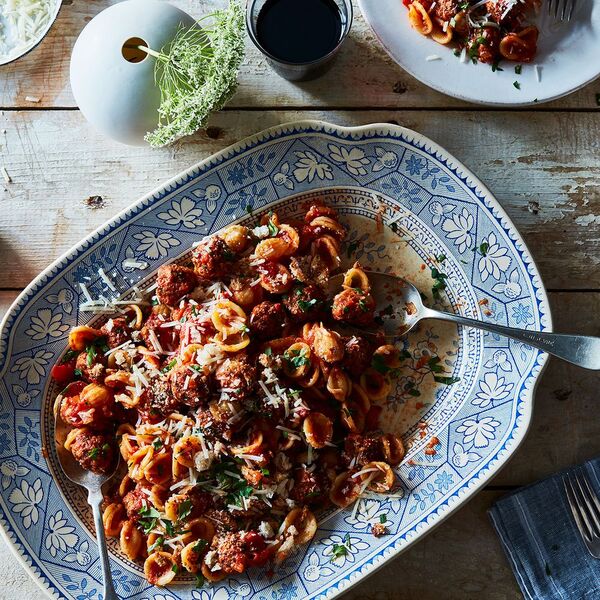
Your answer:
[0,122,550,600]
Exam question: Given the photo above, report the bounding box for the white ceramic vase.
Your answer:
[70,0,195,146]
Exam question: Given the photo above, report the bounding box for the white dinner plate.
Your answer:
[359,0,600,105]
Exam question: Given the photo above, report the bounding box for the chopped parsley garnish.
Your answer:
[177,499,193,521]
[478,241,489,256]
[152,438,163,450]
[196,573,206,588]
[193,539,208,553]
[427,356,445,374]
[161,359,177,373]
[434,375,461,385]
[330,543,348,561]
[267,220,279,237]
[358,299,370,312]
[85,344,97,367]
[138,506,161,534]
[223,248,236,261]
[189,364,203,373]
[430,267,448,300]
[101,443,110,453]
[404,381,421,397]
[73,368,83,378]
[491,61,503,72]
[148,536,164,551]
[297,298,318,312]
[379,514,387,524]
[513,81,521,90]
[458,0,469,9]
[372,353,391,374]
[515,64,522,75]
[88,447,99,460]
[284,348,311,369]
[437,254,446,263]
[171,564,178,574]
[163,520,175,536]
[260,467,270,476]
[264,347,272,356]
[61,349,78,364]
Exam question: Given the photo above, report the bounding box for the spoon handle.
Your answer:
[88,489,119,600]
[422,307,600,370]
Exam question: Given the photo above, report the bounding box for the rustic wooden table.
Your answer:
[1,1,599,598]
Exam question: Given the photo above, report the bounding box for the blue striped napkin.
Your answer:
[489,457,600,600]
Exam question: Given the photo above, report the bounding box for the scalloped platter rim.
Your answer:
[0,121,551,600]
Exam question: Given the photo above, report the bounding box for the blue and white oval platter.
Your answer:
[0,121,551,600]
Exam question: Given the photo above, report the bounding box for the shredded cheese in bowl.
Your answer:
[0,0,60,65]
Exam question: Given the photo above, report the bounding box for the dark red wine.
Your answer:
[256,0,343,64]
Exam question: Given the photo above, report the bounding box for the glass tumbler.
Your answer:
[246,0,353,82]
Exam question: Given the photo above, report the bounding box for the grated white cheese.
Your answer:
[98,267,117,292]
[0,0,58,62]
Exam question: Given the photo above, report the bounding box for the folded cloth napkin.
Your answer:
[489,457,600,600]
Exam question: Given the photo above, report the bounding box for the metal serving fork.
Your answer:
[564,470,600,558]
[548,0,577,21]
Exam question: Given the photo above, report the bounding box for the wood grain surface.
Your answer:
[1,0,599,597]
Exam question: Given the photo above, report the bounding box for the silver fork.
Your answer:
[564,470,600,558]
[548,0,577,21]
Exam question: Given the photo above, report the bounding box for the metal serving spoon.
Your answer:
[54,418,119,600]
[329,271,600,370]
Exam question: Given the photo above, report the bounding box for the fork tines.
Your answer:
[548,0,577,21]
[564,470,600,558]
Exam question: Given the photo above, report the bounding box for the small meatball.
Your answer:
[70,430,115,474]
[342,336,372,374]
[283,284,326,323]
[139,379,180,421]
[212,532,246,574]
[215,356,257,402]
[192,236,234,281]
[344,433,385,467]
[332,288,376,326]
[169,365,211,408]
[288,255,329,288]
[156,264,198,307]
[75,349,107,384]
[189,488,213,516]
[290,468,329,505]
[101,318,131,349]
[486,0,527,23]
[140,312,180,353]
[249,301,288,340]
[433,0,460,21]
[122,486,146,520]
[205,509,239,534]
[469,26,501,64]
[371,523,388,537]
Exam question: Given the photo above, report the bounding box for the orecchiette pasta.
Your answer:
[51,202,436,588]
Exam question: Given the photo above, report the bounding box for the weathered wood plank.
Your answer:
[1,0,598,110]
[1,109,598,289]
